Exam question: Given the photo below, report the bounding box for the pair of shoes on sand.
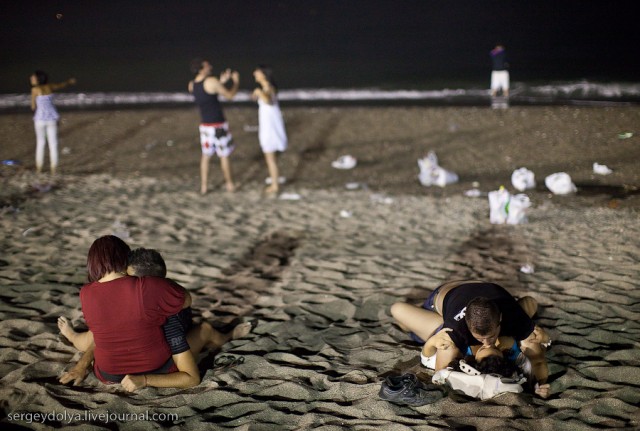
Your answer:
[213,354,245,369]
[378,373,438,406]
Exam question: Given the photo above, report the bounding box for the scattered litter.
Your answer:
[488,187,510,224]
[166,140,174,147]
[331,155,357,170]
[545,172,576,195]
[593,162,613,175]
[243,124,259,132]
[511,167,536,191]
[418,151,458,187]
[618,132,633,139]
[279,192,301,201]
[32,183,52,193]
[520,264,535,274]
[370,193,394,205]
[464,189,482,197]
[345,182,365,190]
[1,159,21,166]
[265,176,286,185]
[144,142,157,151]
[339,210,353,218]
[62,147,71,155]
[507,194,531,224]
[472,181,480,188]
[22,227,34,237]
[488,186,531,224]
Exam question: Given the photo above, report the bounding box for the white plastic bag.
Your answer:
[488,187,510,224]
[488,187,530,225]
[507,194,531,225]
[511,167,535,191]
[545,172,576,195]
[593,162,612,175]
[331,155,357,170]
[418,151,458,187]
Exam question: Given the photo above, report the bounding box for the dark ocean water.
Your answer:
[2,1,639,105]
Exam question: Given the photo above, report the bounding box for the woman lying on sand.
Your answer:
[58,237,252,391]
[391,280,551,398]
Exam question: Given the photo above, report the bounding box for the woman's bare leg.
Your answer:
[264,152,279,194]
[390,302,443,342]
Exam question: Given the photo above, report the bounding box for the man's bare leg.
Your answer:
[219,156,235,192]
[200,154,211,195]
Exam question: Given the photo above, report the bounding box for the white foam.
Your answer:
[1,80,638,109]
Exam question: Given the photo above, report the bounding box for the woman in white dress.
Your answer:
[252,65,288,194]
[30,70,76,175]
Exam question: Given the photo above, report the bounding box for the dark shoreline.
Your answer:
[1,96,638,115]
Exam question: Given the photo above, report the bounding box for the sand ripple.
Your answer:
[1,172,639,430]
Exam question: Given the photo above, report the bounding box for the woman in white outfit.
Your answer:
[252,65,287,194]
[30,70,76,175]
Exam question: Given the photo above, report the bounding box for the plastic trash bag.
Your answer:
[507,194,531,225]
[511,167,536,191]
[545,172,576,195]
[331,155,357,170]
[593,163,612,175]
[488,187,530,224]
[418,151,458,187]
[488,187,510,224]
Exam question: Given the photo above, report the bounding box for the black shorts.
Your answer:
[163,307,194,355]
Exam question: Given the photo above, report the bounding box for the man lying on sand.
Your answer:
[58,241,252,391]
[391,280,551,398]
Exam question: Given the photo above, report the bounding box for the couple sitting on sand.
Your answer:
[391,280,551,399]
[58,235,253,391]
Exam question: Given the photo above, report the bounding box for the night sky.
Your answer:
[1,1,638,93]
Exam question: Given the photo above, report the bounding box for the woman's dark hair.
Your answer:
[256,64,277,90]
[449,352,518,378]
[86,235,131,282]
[465,297,501,335]
[33,70,48,85]
[128,248,167,277]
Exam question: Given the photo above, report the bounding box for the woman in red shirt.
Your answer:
[61,235,198,389]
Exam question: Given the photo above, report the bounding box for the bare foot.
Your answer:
[264,185,278,195]
[200,185,207,195]
[226,182,236,193]
[231,322,253,339]
[58,316,77,342]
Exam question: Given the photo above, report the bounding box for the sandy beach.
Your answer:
[1,104,639,430]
